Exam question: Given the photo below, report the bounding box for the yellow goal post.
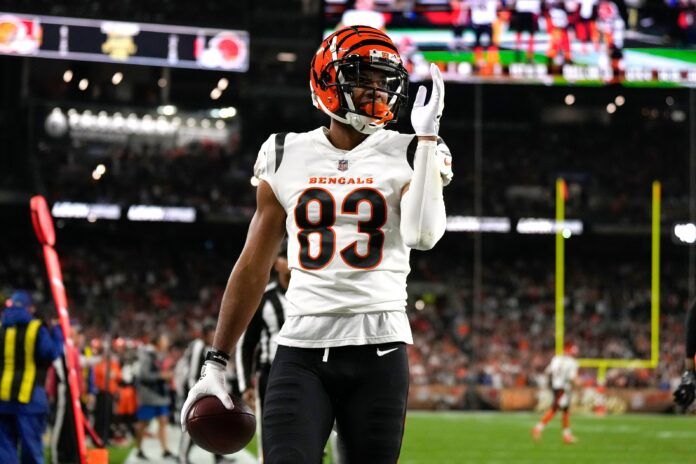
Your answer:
[554,179,660,383]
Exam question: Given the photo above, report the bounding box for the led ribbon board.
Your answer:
[0,12,249,71]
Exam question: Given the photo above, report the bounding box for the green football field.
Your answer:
[97,411,696,463]
[398,411,696,464]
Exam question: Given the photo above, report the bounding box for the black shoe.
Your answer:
[136,449,148,460]
[162,450,178,461]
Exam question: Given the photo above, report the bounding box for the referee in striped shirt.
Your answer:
[236,247,290,458]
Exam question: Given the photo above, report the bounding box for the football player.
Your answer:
[532,343,580,444]
[181,25,452,462]
[511,0,542,62]
[545,0,573,68]
[674,300,696,409]
[467,0,502,73]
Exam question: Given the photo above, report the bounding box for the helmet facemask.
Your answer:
[324,55,409,134]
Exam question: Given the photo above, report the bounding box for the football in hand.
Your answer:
[185,394,256,455]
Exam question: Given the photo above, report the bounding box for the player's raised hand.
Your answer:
[411,63,445,137]
[180,360,234,432]
[674,370,696,408]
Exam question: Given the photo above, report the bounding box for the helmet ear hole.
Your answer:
[320,70,332,90]
[313,70,325,90]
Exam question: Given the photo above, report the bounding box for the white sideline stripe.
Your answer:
[124,423,258,464]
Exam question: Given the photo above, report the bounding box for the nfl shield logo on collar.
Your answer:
[338,160,348,172]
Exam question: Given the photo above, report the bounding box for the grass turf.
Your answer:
[93,412,696,463]
[421,50,549,65]
[399,411,696,464]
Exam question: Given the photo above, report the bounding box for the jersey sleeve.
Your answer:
[253,132,289,201]
[253,135,275,186]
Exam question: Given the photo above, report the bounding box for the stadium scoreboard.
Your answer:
[0,12,249,71]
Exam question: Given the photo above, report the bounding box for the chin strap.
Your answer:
[346,112,382,134]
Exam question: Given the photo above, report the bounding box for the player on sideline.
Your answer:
[674,299,696,409]
[181,25,452,463]
[532,343,579,444]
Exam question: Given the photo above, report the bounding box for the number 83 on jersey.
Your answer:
[294,187,387,271]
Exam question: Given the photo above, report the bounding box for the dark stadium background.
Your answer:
[0,0,695,462]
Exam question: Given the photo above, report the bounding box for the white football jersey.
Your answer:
[546,355,579,390]
[515,0,541,13]
[579,0,597,19]
[254,127,427,318]
[471,0,499,25]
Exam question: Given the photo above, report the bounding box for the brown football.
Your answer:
[186,394,256,455]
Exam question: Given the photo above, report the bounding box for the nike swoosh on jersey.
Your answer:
[376,347,399,357]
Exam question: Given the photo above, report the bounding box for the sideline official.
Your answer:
[0,291,62,464]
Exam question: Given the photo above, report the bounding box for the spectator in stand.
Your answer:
[135,332,176,461]
[93,338,122,446]
[114,339,138,443]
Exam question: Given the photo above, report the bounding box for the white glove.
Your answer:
[180,360,234,432]
[411,63,445,137]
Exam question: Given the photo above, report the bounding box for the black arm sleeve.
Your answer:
[687,300,696,359]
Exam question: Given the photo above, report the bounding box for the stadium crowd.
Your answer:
[37,141,256,217]
[1,237,687,396]
[34,116,689,223]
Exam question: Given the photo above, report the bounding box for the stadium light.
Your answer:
[157,105,177,116]
[52,202,121,220]
[218,107,237,118]
[217,78,229,90]
[415,300,425,311]
[111,72,123,85]
[666,96,674,106]
[674,223,696,244]
[606,103,616,114]
[127,205,196,223]
[63,69,73,83]
[210,88,222,100]
[94,164,106,176]
[564,94,575,105]
[277,52,297,62]
[78,78,89,91]
[158,78,168,88]
[672,110,686,122]
[517,218,583,235]
[446,216,510,233]
[250,176,260,187]
[615,95,625,106]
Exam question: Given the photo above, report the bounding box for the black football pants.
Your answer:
[262,343,409,464]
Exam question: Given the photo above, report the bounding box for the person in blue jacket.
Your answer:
[0,290,63,464]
